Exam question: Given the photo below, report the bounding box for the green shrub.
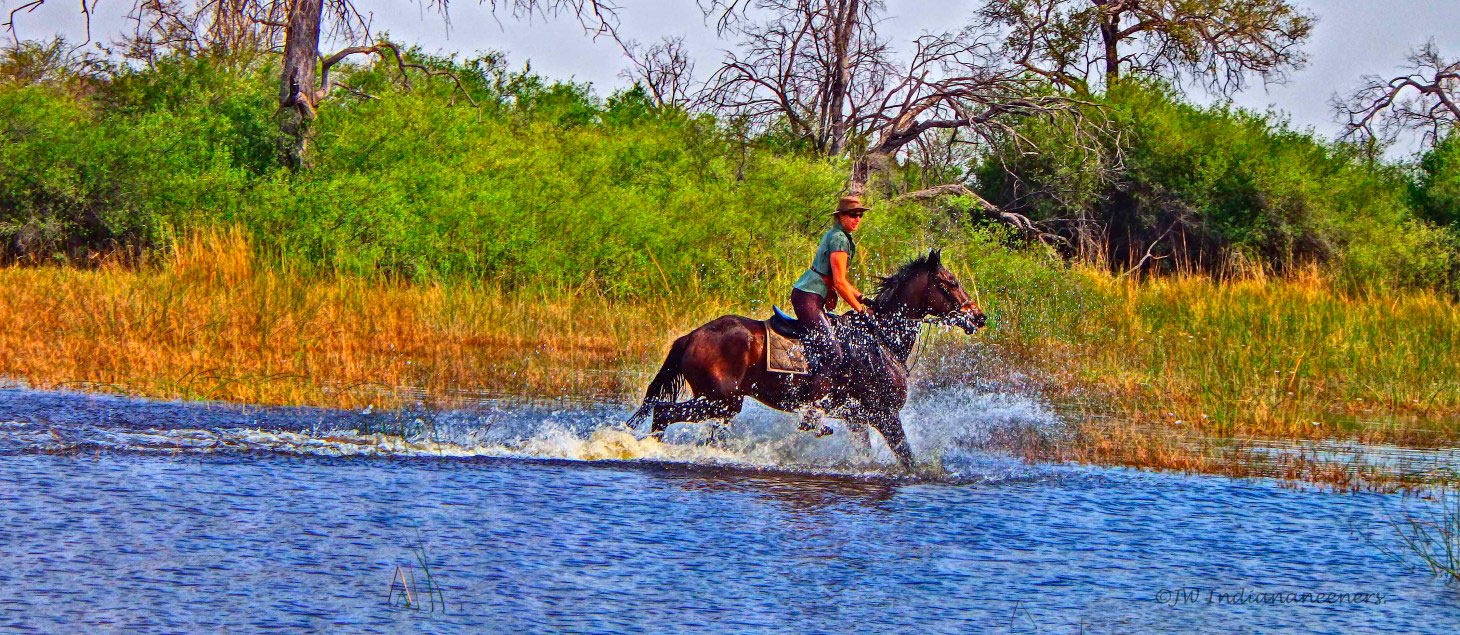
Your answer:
[2,44,1454,298]
[1415,133,1460,229]
[974,81,1456,291]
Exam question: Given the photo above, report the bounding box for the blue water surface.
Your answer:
[1,389,1457,634]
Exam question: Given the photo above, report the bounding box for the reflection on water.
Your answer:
[3,387,1460,632]
[655,467,900,514]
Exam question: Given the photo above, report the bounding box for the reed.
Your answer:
[945,264,1460,446]
[1377,487,1460,580]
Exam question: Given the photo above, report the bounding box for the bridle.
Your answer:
[924,274,980,329]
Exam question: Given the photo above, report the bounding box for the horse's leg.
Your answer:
[647,315,757,442]
[697,404,746,447]
[866,410,915,470]
[797,407,833,437]
[846,420,872,448]
[650,397,743,442]
[704,416,734,447]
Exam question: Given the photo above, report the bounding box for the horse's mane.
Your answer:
[869,250,941,312]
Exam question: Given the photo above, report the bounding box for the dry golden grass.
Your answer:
[0,228,721,409]
[936,264,1460,448]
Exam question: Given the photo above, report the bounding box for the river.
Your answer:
[2,387,1457,633]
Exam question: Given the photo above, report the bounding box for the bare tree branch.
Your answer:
[1336,39,1459,148]
[695,1,1101,196]
[618,35,698,108]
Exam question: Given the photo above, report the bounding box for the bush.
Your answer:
[0,48,879,299]
[3,43,1454,297]
[974,81,1456,291]
[1414,133,1460,229]
[0,57,277,262]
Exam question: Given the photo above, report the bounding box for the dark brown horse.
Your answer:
[627,249,985,469]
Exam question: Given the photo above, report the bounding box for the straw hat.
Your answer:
[834,195,870,214]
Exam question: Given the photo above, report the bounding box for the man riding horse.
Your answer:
[791,195,871,409]
[628,195,986,469]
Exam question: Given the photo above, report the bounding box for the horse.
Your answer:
[627,249,985,469]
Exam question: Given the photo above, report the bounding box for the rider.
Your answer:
[790,195,872,376]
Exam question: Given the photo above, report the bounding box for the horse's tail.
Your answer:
[626,334,690,429]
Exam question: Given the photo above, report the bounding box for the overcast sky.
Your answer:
[9,0,1459,154]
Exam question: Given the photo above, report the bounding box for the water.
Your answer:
[3,387,1460,633]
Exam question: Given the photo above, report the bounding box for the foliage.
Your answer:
[975,81,1457,291]
[0,48,859,297]
[0,56,277,261]
[1414,133,1460,229]
[978,0,1314,95]
[1,42,1456,297]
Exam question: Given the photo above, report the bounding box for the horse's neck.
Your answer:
[882,316,920,363]
[863,307,921,364]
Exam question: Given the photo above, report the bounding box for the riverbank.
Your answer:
[3,231,1458,488]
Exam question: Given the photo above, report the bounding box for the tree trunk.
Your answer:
[827,0,859,155]
[1099,13,1120,89]
[279,0,323,169]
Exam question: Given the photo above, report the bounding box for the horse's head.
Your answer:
[874,249,986,334]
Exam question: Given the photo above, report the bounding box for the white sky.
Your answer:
[8,0,1460,154]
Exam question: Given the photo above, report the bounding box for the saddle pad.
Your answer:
[765,321,810,374]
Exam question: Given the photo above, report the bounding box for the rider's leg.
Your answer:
[790,289,840,434]
[790,289,842,375]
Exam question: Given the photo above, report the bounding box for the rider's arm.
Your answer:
[829,251,868,313]
[819,275,839,311]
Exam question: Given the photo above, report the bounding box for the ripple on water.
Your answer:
[3,387,1460,633]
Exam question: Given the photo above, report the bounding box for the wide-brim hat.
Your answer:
[834,195,870,214]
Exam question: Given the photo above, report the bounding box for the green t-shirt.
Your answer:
[793,224,857,297]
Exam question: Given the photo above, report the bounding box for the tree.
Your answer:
[7,0,620,168]
[701,0,885,156]
[0,36,107,87]
[1414,133,1460,228]
[1336,40,1459,149]
[619,36,697,109]
[697,0,1094,241]
[977,0,1314,95]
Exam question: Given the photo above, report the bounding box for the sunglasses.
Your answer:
[843,211,865,218]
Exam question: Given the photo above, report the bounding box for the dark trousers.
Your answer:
[791,288,843,374]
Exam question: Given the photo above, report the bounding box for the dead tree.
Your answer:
[851,29,1093,192]
[1336,40,1459,148]
[700,6,1095,240]
[977,0,1315,95]
[701,0,889,155]
[619,36,698,108]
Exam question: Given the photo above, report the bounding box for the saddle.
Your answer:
[768,305,809,339]
[765,306,812,374]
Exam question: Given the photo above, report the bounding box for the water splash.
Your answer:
[0,384,1070,482]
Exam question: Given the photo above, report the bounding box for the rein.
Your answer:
[842,308,953,364]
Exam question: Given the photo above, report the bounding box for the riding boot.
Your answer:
[803,328,845,378]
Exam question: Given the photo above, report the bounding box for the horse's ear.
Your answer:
[927,248,941,270]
